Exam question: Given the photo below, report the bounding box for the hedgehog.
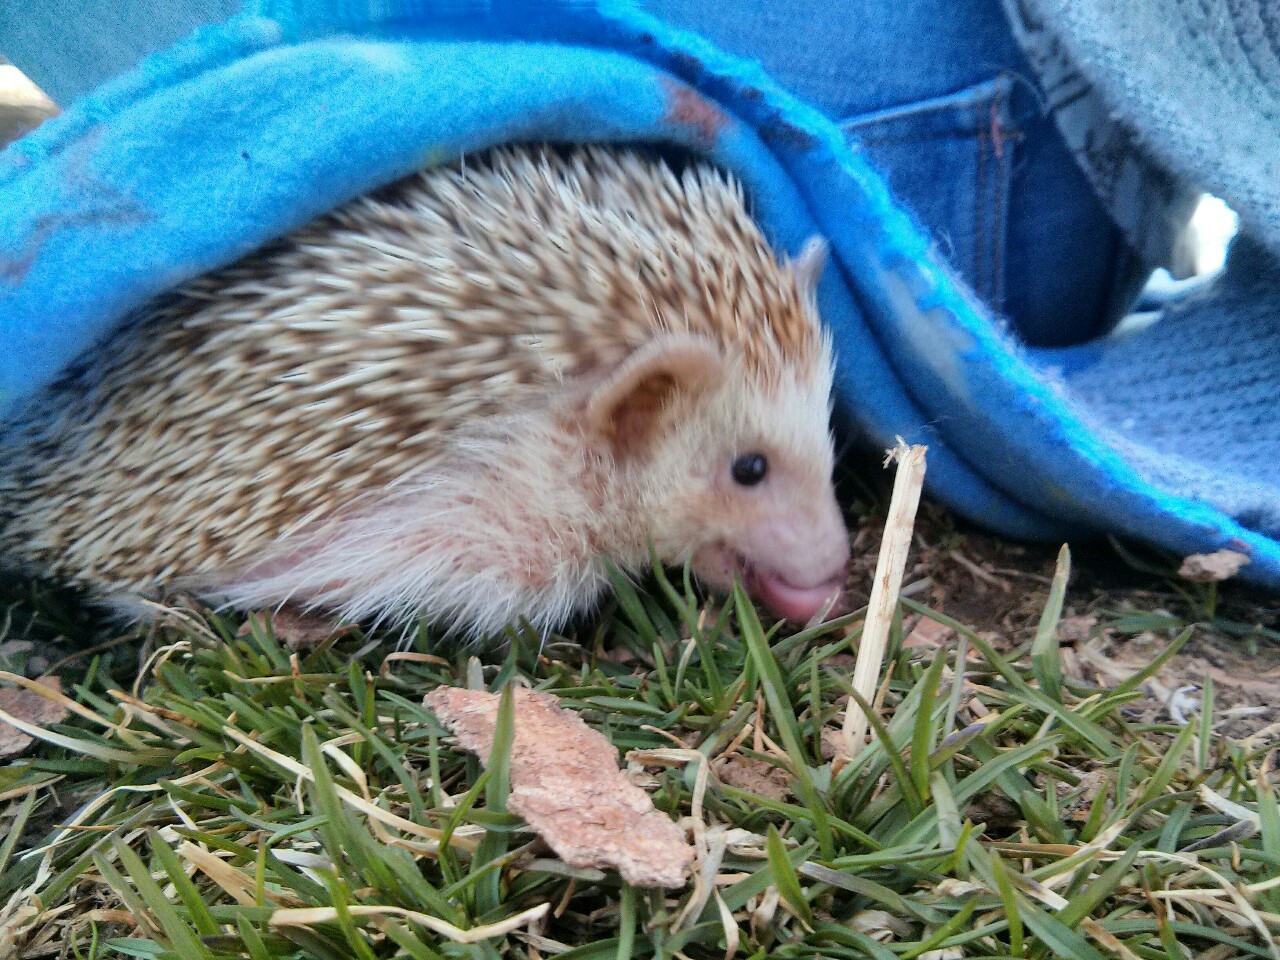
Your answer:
[0,144,851,639]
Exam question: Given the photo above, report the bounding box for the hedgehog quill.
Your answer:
[0,145,850,640]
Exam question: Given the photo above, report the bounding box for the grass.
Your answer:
[0,544,1278,959]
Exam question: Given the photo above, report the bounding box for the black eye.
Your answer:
[731,453,768,486]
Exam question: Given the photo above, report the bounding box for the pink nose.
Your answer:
[747,565,847,622]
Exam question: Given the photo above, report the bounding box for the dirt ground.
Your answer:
[843,495,1280,744]
[2,454,1276,754]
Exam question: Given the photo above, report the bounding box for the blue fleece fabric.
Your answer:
[2,0,1277,587]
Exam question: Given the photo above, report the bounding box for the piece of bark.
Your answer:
[0,677,67,759]
[425,686,693,888]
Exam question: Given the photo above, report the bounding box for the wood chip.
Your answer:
[0,677,67,759]
[426,686,693,888]
[1178,550,1250,583]
[902,617,952,649]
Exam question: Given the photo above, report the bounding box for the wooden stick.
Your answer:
[842,440,928,757]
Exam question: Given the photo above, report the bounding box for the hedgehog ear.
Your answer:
[792,235,828,300]
[585,334,724,456]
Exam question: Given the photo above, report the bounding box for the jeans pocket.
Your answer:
[842,76,1016,311]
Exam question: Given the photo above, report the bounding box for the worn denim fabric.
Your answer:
[1004,0,1280,266]
[643,0,1146,347]
[0,0,241,106]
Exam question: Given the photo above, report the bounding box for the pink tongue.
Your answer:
[748,569,845,623]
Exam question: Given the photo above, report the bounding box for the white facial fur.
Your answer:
[624,340,850,621]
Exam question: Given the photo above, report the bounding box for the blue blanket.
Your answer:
[3,0,1277,587]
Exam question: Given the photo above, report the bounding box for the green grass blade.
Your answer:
[0,791,38,878]
[765,825,814,929]
[957,626,1115,754]
[736,587,835,858]
[1031,544,1070,701]
[899,897,978,960]
[1257,770,1280,914]
[1134,719,1196,809]
[1056,845,1143,929]
[909,649,947,803]
[109,836,215,959]
[616,884,638,959]
[1109,626,1195,698]
[1017,901,1109,960]
[470,683,516,918]
[988,852,1023,957]
[1197,675,1214,772]
[148,834,219,937]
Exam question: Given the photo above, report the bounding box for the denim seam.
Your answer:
[979,84,1015,311]
[992,126,1008,311]
[842,76,1016,310]
[841,77,1016,131]
[990,97,1010,311]
[975,94,988,304]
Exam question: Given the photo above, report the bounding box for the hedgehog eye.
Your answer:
[731,453,768,487]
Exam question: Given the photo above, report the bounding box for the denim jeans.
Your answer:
[643,0,1148,348]
[1,0,1139,347]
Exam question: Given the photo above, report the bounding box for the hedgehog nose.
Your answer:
[743,495,850,621]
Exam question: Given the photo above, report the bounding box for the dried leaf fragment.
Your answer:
[239,608,349,650]
[0,676,67,759]
[850,908,913,940]
[1178,549,1250,583]
[426,686,693,888]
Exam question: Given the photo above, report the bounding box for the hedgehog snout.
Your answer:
[734,491,850,622]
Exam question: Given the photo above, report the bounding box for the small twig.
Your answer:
[842,440,928,757]
[949,548,1011,592]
